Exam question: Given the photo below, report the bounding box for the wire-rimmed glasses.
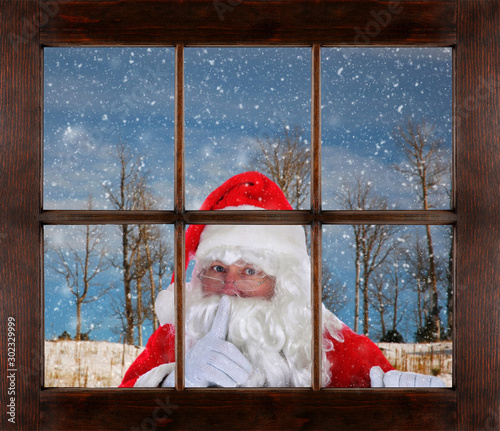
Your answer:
[197,261,274,293]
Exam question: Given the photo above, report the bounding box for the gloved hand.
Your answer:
[162,296,253,387]
[370,366,446,388]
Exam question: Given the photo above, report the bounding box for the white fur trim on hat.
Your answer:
[195,206,309,265]
[155,285,175,326]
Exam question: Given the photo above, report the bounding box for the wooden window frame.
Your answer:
[1,1,498,429]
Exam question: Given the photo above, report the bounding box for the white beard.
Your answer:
[163,248,345,388]
[185,284,314,387]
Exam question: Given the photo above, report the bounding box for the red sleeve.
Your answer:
[119,324,176,387]
[325,324,394,388]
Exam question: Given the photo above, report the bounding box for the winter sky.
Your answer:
[44,47,452,342]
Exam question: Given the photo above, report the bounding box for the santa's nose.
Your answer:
[223,265,241,285]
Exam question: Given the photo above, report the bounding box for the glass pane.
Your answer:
[321,48,452,210]
[44,224,174,387]
[179,223,312,388]
[322,225,452,387]
[185,47,311,209]
[44,48,175,210]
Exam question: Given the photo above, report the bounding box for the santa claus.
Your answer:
[120,171,445,389]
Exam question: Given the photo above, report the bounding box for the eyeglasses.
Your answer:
[197,262,273,292]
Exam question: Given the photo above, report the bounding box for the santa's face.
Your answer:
[198,260,275,299]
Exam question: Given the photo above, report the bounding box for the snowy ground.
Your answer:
[378,341,453,387]
[45,340,453,387]
[45,340,145,387]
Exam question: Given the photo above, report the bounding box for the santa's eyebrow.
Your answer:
[209,261,226,268]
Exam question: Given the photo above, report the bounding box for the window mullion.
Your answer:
[311,221,322,390]
[311,44,321,214]
[311,43,322,390]
[175,44,185,213]
[174,221,185,390]
[174,43,185,391]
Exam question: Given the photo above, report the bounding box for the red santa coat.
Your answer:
[119,323,393,388]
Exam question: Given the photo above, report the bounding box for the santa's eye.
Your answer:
[243,267,257,276]
[212,265,226,273]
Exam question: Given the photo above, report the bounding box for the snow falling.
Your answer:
[44,47,453,350]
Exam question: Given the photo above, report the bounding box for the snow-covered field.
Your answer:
[378,341,452,387]
[45,340,452,387]
[45,340,145,387]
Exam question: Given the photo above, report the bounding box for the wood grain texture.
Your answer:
[456,1,500,429]
[40,0,456,46]
[311,44,322,213]
[310,221,322,391]
[39,209,458,225]
[310,44,323,391]
[40,388,456,431]
[174,222,185,391]
[174,45,185,214]
[174,44,186,390]
[0,1,41,430]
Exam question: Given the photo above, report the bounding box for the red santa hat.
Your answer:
[185,171,308,269]
[157,172,309,325]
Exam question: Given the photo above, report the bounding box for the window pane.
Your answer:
[322,224,452,387]
[44,48,175,210]
[185,48,311,209]
[321,48,452,210]
[179,224,312,388]
[44,224,174,387]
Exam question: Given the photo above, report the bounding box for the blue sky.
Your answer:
[44,47,452,343]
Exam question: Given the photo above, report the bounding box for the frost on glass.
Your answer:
[44,48,175,210]
[44,224,174,387]
[185,48,311,210]
[322,225,453,387]
[321,48,452,210]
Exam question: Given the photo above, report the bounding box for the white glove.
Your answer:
[162,296,253,387]
[135,363,175,387]
[370,366,446,388]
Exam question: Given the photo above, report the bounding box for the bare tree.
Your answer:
[248,124,310,209]
[136,189,159,343]
[369,249,408,340]
[386,252,409,335]
[132,223,172,345]
[104,142,150,345]
[151,234,174,331]
[135,187,174,341]
[393,118,448,341]
[369,272,391,339]
[359,223,399,336]
[139,224,159,335]
[404,231,435,338]
[337,177,398,335]
[322,264,348,315]
[104,143,174,345]
[49,196,111,341]
[131,225,148,346]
